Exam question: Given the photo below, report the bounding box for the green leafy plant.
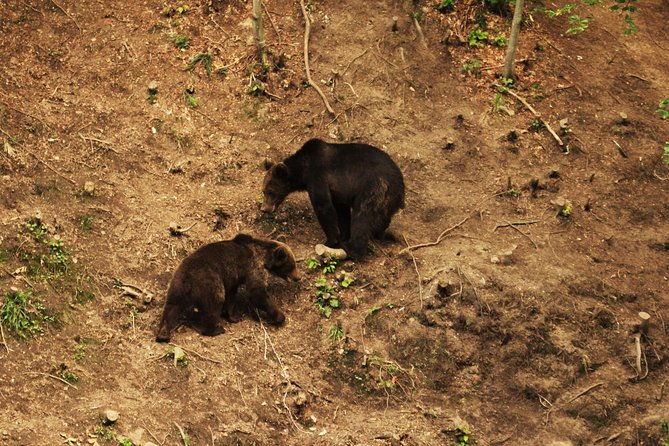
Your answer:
[216,66,228,76]
[468,28,489,48]
[52,363,79,384]
[366,305,381,318]
[610,0,637,34]
[435,0,455,12]
[80,215,94,231]
[162,4,190,17]
[529,118,544,131]
[73,340,88,362]
[452,426,474,446]
[185,53,213,75]
[166,346,188,367]
[657,98,669,120]
[315,276,339,318]
[559,200,574,217]
[546,3,577,17]
[118,439,135,446]
[170,33,190,49]
[461,58,481,76]
[491,35,507,47]
[0,290,53,339]
[566,15,589,34]
[306,258,321,270]
[339,274,354,288]
[663,141,669,165]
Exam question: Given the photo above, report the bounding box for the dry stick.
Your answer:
[412,17,428,49]
[612,139,628,158]
[493,219,541,230]
[36,372,79,389]
[499,87,564,148]
[258,319,308,433]
[260,0,281,44]
[563,382,604,406]
[657,380,666,402]
[50,0,82,32]
[143,425,162,446]
[634,333,643,378]
[402,234,424,309]
[0,322,11,354]
[168,342,223,364]
[26,146,76,184]
[341,48,370,78]
[399,213,473,254]
[501,220,538,249]
[174,422,188,446]
[299,0,335,116]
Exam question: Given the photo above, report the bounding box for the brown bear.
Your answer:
[262,138,405,258]
[155,234,301,342]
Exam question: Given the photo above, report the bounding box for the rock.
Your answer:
[148,81,158,93]
[83,181,96,196]
[99,408,119,425]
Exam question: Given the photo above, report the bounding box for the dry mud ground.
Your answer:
[1,0,668,445]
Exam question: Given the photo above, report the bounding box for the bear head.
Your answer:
[261,161,292,213]
[263,242,301,282]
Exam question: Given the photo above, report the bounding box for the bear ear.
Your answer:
[263,159,274,171]
[274,162,289,177]
[272,246,287,262]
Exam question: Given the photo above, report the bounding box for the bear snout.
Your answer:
[261,202,276,213]
[287,269,301,282]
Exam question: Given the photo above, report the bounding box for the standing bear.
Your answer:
[262,138,405,259]
[155,234,301,342]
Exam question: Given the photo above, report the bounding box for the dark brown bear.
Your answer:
[155,234,300,342]
[262,138,405,258]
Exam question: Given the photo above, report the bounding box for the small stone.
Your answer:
[559,118,569,129]
[148,80,158,93]
[83,181,96,196]
[618,111,628,124]
[99,409,119,425]
[490,256,500,264]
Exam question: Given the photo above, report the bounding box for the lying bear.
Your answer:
[262,138,405,258]
[155,234,301,342]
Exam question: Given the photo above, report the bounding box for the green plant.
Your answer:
[247,82,266,96]
[657,98,669,120]
[559,200,574,217]
[0,290,53,339]
[529,118,544,131]
[452,426,473,446]
[184,87,198,108]
[461,58,481,76]
[491,35,507,47]
[52,363,79,384]
[365,305,380,318]
[322,258,338,274]
[663,141,669,165]
[566,15,589,34]
[118,439,134,446]
[95,425,116,442]
[468,28,489,48]
[327,324,344,343]
[315,276,339,318]
[610,0,637,35]
[216,66,228,76]
[305,257,321,270]
[546,3,577,17]
[166,346,188,366]
[185,53,213,75]
[162,4,190,17]
[339,274,354,288]
[80,215,94,231]
[170,33,190,49]
[73,340,88,362]
[435,0,455,12]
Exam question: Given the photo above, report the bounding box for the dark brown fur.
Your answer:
[155,234,300,342]
[262,138,405,258]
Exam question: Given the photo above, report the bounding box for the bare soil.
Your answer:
[1,1,668,445]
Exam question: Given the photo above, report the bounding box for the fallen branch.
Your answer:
[260,0,281,44]
[174,422,189,446]
[25,146,76,184]
[412,17,428,49]
[399,213,473,254]
[498,220,538,249]
[402,234,423,309]
[493,219,541,230]
[299,0,335,116]
[612,139,628,158]
[341,48,370,77]
[563,382,604,406]
[34,372,79,389]
[497,86,564,148]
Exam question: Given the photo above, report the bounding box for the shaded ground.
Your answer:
[1,0,668,445]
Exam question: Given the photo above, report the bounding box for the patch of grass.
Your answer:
[73,340,88,362]
[170,33,190,49]
[0,290,53,339]
[435,0,455,12]
[185,53,213,75]
[80,215,94,231]
[52,363,79,384]
[663,141,669,165]
[327,324,344,343]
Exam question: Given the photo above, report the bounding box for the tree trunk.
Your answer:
[503,0,524,79]
[252,0,266,65]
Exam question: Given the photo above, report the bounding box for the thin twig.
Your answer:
[299,0,335,116]
[493,220,541,230]
[168,342,223,364]
[0,322,11,354]
[402,234,423,309]
[563,382,604,406]
[399,213,473,254]
[143,425,163,446]
[50,0,82,33]
[174,422,188,445]
[412,17,428,49]
[25,146,76,184]
[341,48,370,77]
[497,86,564,147]
[612,139,628,158]
[657,380,666,402]
[260,0,281,44]
[0,99,52,129]
[35,372,79,389]
[500,220,539,249]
